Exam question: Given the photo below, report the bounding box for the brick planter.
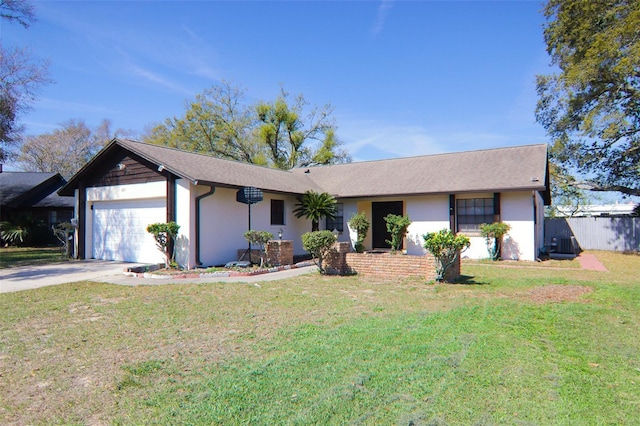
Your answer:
[236,240,293,266]
[325,242,461,282]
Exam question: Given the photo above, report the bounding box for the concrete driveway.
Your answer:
[0,260,140,293]
[0,260,318,293]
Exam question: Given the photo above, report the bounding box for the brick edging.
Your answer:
[123,261,315,280]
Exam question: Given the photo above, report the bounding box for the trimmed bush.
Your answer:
[301,230,337,274]
[423,229,470,282]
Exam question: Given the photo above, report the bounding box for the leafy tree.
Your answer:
[546,159,591,217]
[348,211,370,253]
[384,213,411,252]
[146,222,180,268]
[0,0,51,161]
[479,222,511,261]
[144,82,351,170]
[255,89,350,170]
[301,230,337,274]
[17,119,127,178]
[423,229,470,282]
[144,81,265,165]
[536,0,640,197]
[293,190,337,232]
[243,230,273,267]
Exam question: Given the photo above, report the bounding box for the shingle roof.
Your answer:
[0,172,74,208]
[116,139,324,194]
[293,144,550,198]
[60,139,549,201]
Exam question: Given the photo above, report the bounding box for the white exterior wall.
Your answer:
[174,179,195,269]
[405,195,451,255]
[501,191,537,261]
[198,187,308,267]
[341,195,450,255]
[340,191,539,261]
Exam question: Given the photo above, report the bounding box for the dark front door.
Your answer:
[372,201,403,249]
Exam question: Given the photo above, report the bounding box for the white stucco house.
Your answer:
[59,139,550,267]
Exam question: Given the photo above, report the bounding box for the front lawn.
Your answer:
[1,251,638,424]
[0,246,67,269]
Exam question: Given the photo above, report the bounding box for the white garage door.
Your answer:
[92,198,167,263]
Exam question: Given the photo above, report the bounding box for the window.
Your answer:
[457,198,494,232]
[326,203,344,233]
[271,199,285,225]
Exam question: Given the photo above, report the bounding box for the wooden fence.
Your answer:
[544,217,639,252]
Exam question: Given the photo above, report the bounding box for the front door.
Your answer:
[372,201,403,249]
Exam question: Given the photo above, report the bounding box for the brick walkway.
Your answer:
[577,253,608,271]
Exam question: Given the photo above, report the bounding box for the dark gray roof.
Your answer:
[61,139,549,201]
[293,144,550,198]
[0,172,74,208]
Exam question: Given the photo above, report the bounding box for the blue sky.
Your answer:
[6,0,552,163]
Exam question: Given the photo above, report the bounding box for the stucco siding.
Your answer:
[405,195,451,255]
[198,188,308,267]
[174,179,195,268]
[501,191,536,261]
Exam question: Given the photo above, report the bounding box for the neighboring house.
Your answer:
[0,169,75,229]
[59,139,550,266]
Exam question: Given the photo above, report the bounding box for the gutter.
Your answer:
[195,183,215,266]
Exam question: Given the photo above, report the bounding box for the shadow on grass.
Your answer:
[452,275,490,285]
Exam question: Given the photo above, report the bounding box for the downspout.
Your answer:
[195,183,215,266]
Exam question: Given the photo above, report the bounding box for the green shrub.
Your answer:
[243,230,274,267]
[423,229,470,282]
[301,230,337,274]
[480,222,511,261]
[293,191,337,232]
[384,214,411,252]
[146,222,180,268]
[348,212,370,253]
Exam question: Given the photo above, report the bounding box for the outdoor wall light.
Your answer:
[278,228,283,240]
[117,163,126,171]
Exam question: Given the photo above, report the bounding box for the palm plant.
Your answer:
[293,190,337,232]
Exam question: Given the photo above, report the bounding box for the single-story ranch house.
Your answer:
[59,139,550,267]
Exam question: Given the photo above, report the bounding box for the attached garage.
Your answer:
[91,198,166,263]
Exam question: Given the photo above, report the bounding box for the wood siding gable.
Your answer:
[86,148,165,189]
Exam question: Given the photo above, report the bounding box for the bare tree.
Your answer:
[18,119,126,178]
[0,0,51,161]
[0,0,35,28]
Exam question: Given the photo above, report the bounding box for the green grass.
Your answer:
[0,246,67,268]
[0,251,638,424]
